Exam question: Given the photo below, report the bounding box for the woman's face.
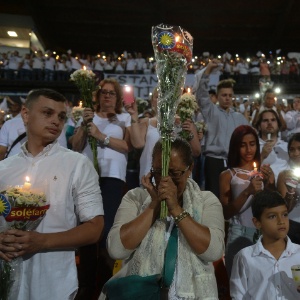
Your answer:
[289,140,300,165]
[99,83,117,111]
[152,149,192,199]
[239,133,257,165]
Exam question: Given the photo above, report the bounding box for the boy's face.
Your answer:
[253,205,289,241]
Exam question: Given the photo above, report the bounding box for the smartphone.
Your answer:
[123,85,134,105]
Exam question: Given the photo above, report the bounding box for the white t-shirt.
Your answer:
[0,114,26,157]
[0,142,104,300]
[80,113,131,181]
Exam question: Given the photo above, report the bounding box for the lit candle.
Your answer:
[79,101,83,108]
[267,133,271,140]
[253,162,257,172]
[187,87,191,94]
[23,176,31,190]
[83,65,86,70]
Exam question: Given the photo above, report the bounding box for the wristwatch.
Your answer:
[103,135,110,146]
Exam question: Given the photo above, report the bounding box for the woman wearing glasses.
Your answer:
[72,78,132,291]
[100,138,224,300]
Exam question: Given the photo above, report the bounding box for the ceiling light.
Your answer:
[7,31,18,37]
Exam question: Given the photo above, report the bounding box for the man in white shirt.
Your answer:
[285,96,300,138]
[0,88,104,300]
[255,109,289,184]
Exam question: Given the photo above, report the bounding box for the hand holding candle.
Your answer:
[23,176,31,190]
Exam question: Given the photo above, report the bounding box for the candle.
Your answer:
[267,133,271,140]
[23,176,31,190]
[253,162,257,172]
[79,101,83,108]
[187,87,191,94]
[83,65,86,70]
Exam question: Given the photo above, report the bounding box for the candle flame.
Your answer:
[253,162,257,169]
[187,87,191,93]
[293,168,300,178]
[25,176,30,182]
[79,101,83,108]
[83,66,86,70]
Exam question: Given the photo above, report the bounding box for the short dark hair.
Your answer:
[25,89,66,108]
[228,125,260,168]
[263,88,275,100]
[288,132,300,152]
[208,89,216,95]
[216,79,235,95]
[251,190,287,220]
[152,138,193,167]
[254,109,282,134]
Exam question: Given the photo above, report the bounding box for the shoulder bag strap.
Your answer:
[5,132,27,158]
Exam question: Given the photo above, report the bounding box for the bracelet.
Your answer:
[131,118,138,124]
[174,210,190,225]
[187,133,194,141]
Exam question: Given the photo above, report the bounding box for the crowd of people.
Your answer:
[0,59,300,299]
[0,49,299,84]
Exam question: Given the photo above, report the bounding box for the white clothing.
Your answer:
[230,236,300,300]
[229,168,255,228]
[103,179,224,299]
[8,55,22,70]
[0,114,26,157]
[0,141,104,300]
[259,138,289,184]
[139,119,160,183]
[21,58,32,70]
[0,114,68,156]
[80,113,131,181]
[126,58,136,71]
[135,57,146,71]
[236,62,249,74]
[93,59,104,71]
[44,57,55,70]
[284,110,300,136]
[70,57,82,70]
[32,57,44,69]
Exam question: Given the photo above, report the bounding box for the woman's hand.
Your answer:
[157,177,180,213]
[87,122,101,139]
[124,100,138,119]
[82,107,94,125]
[247,176,263,195]
[260,164,275,186]
[141,173,160,208]
[181,119,196,134]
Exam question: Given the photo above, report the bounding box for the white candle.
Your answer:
[253,162,257,172]
[267,133,271,140]
[23,176,31,190]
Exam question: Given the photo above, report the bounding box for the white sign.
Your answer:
[105,73,195,99]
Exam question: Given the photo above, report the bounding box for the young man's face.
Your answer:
[253,205,289,241]
[22,96,66,145]
[258,111,279,138]
[217,87,233,110]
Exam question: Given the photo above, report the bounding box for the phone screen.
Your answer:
[123,85,134,105]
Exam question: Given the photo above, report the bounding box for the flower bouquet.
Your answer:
[195,120,208,134]
[152,24,193,218]
[0,184,49,300]
[71,105,85,124]
[177,93,198,140]
[70,69,99,173]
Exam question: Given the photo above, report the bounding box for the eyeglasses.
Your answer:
[150,166,190,179]
[100,90,116,97]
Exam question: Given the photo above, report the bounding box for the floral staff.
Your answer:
[152,24,193,218]
[70,69,99,173]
